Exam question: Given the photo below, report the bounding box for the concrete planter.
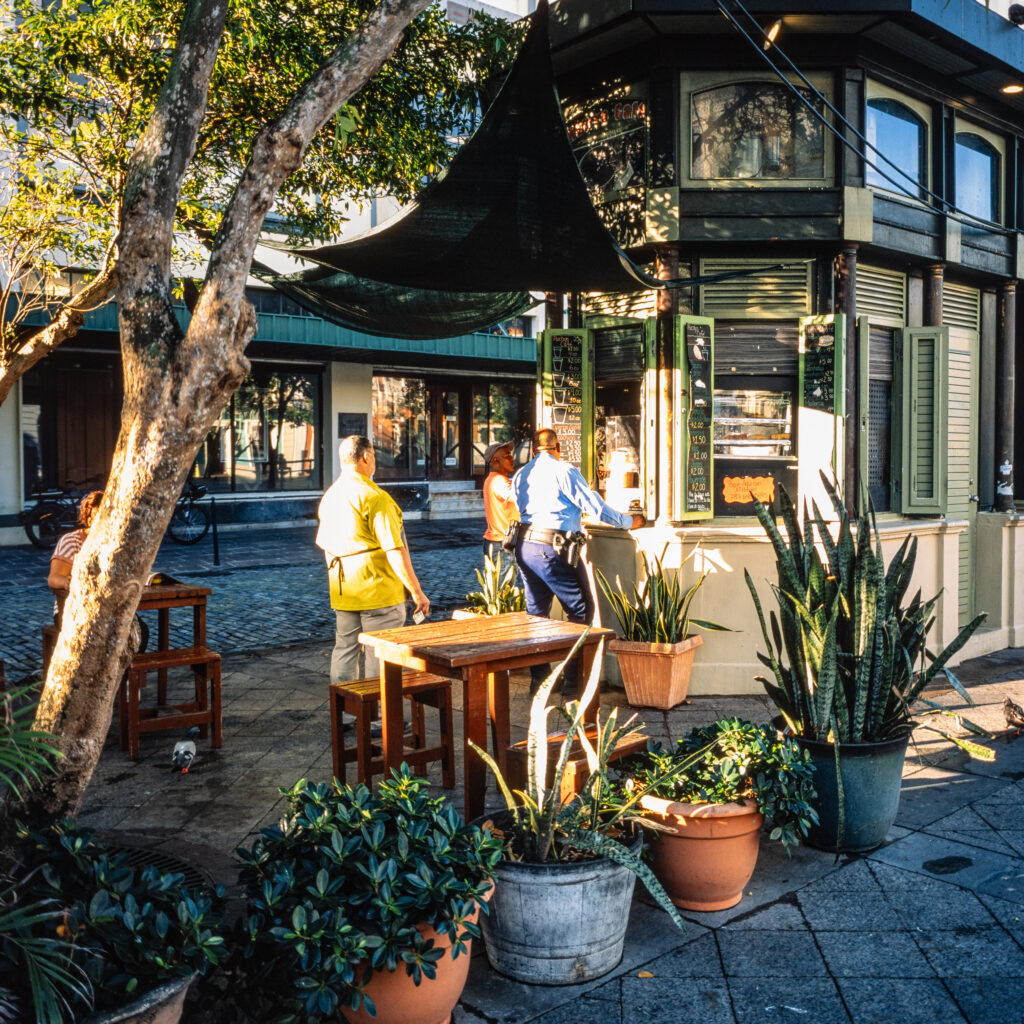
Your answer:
[84,976,193,1024]
[479,829,642,985]
[609,635,702,709]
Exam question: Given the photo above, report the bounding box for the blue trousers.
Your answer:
[515,540,594,692]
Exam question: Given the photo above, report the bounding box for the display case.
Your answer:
[713,387,793,457]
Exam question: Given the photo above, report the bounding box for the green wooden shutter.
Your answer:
[539,328,594,480]
[672,315,715,521]
[643,318,659,516]
[856,316,870,513]
[892,327,948,514]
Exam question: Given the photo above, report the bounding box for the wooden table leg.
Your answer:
[579,642,600,730]
[380,659,405,776]
[488,669,511,777]
[463,664,489,822]
[157,608,170,704]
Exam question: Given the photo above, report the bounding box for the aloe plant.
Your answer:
[464,556,526,616]
[745,474,987,749]
[470,635,687,932]
[596,551,730,644]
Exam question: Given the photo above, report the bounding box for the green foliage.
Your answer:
[0,0,518,372]
[4,819,226,1021]
[596,551,730,644]
[224,769,500,1023]
[464,556,525,615]
[622,719,819,850]
[745,475,987,745]
[470,637,687,933]
[0,685,62,801]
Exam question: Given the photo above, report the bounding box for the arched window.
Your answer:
[690,81,824,180]
[865,98,927,201]
[955,131,1001,222]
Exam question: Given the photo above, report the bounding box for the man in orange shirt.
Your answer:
[481,440,518,566]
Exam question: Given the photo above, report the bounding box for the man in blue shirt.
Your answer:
[512,427,645,695]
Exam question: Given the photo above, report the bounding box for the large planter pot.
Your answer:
[341,896,487,1024]
[84,975,193,1024]
[639,795,763,911]
[478,828,642,985]
[796,733,910,853]
[609,635,702,709]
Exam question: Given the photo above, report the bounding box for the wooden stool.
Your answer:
[119,647,222,761]
[42,625,59,675]
[330,672,455,788]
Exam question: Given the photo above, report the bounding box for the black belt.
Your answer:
[521,526,574,546]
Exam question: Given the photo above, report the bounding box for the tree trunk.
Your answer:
[23,0,432,822]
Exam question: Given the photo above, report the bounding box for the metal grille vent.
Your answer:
[105,843,213,892]
[942,283,980,332]
[868,380,892,492]
[858,265,906,325]
[699,260,812,318]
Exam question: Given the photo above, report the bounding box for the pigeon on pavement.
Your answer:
[1003,696,1024,733]
[172,726,201,773]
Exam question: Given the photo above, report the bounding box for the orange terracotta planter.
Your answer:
[341,898,486,1024]
[610,634,702,709]
[639,794,763,911]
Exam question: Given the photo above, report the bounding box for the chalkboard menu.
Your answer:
[802,320,837,413]
[549,333,584,469]
[685,323,712,513]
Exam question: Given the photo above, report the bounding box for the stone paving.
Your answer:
[0,517,489,681]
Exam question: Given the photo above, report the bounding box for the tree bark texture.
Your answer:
[29,0,431,820]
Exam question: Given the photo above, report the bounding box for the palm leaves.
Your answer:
[0,684,62,800]
[746,474,987,745]
[596,551,730,644]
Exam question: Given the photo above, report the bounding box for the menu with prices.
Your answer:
[549,332,584,469]
[685,322,712,513]
[802,320,837,413]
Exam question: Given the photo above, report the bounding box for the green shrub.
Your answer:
[464,556,525,615]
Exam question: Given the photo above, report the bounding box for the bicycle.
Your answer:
[20,483,88,549]
[167,479,210,545]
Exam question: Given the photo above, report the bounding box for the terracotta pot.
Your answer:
[341,896,486,1024]
[609,634,702,709]
[639,794,763,911]
[83,975,193,1024]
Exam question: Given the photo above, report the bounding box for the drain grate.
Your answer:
[104,842,214,892]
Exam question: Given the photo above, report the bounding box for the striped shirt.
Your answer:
[51,528,86,617]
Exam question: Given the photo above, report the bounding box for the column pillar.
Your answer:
[925,264,944,325]
[544,292,563,330]
[996,281,1016,512]
[838,245,858,512]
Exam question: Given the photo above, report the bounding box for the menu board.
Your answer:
[685,323,712,513]
[549,332,584,468]
[802,320,837,413]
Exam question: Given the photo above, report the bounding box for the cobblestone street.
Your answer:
[0,516,488,680]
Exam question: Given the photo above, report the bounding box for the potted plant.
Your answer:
[745,475,990,852]
[453,556,526,619]
[0,686,225,1024]
[597,551,730,709]
[619,718,817,911]
[218,768,500,1024]
[470,639,686,985]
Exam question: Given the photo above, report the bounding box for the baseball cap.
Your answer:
[483,440,514,467]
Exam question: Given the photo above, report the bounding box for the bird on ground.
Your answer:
[171,727,201,773]
[1003,696,1024,733]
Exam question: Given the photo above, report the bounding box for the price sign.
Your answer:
[549,332,585,470]
[802,320,837,413]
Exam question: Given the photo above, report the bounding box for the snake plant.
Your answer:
[745,474,987,747]
[464,556,526,615]
[596,551,730,644]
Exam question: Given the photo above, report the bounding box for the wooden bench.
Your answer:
[330,672,455,788]
[506,729,648,805]
[119,646,222,761]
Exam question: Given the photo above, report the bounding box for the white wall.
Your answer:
[326,363,373,483]
[0,383,23,545]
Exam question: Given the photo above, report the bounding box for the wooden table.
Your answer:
[359,612,615,821]
[139,582,212,702]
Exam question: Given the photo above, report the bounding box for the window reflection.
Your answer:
[866,98,927,201]
[955,132,1000,222]
[691,82,824,180]
[372,376,428,480]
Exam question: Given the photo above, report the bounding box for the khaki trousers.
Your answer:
[330,601,407,683]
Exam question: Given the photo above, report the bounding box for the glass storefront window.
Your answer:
[372,376,428,480]
[473,383,532,470]
[596,382,642,512]
[691,81,824,181]
[200,367,321,492]
[713,388,793,457]
[866,98,927,201]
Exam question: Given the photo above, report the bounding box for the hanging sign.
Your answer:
[685,322,713,514]
[801,320,838,413]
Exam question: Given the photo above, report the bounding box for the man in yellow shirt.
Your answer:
[316,435,430,686]
[481,440,518,566]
